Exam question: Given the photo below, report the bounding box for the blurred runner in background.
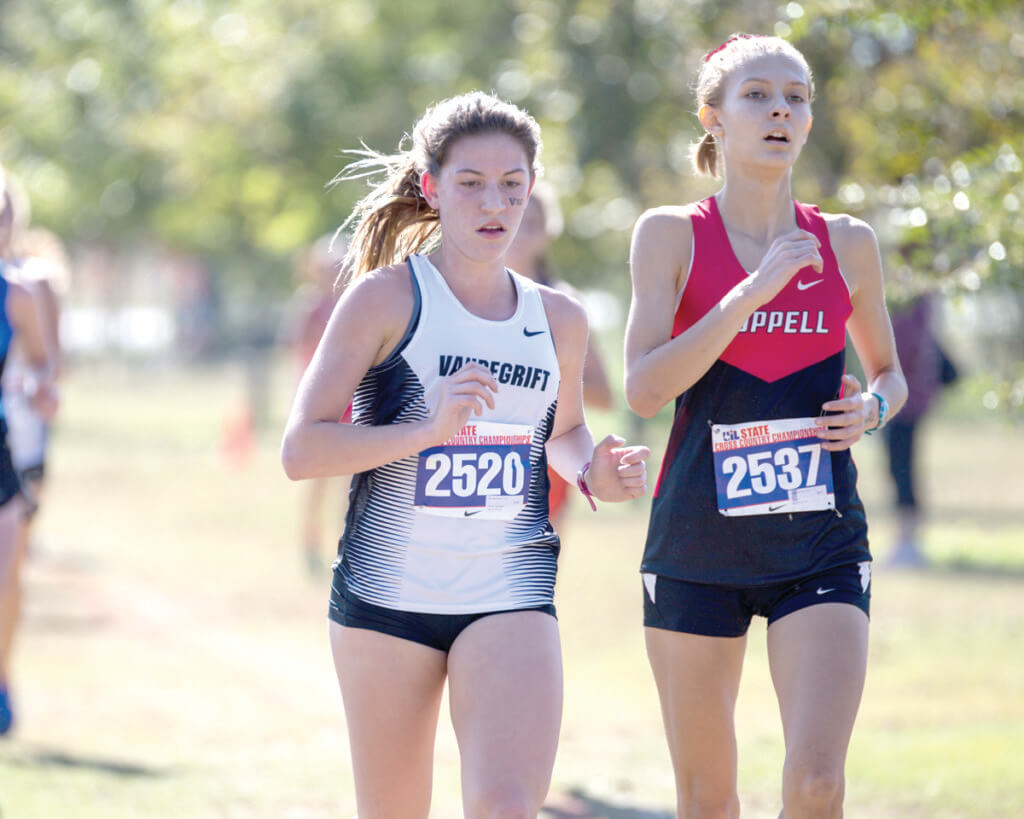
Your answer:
[505,181,613,531]
[0,166,60,736]
[884,293,958,568]
[279,234,350,576]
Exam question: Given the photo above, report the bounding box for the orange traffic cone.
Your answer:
[220,403,254,468]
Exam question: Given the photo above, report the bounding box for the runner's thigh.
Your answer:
[767,603,869,765]
[329,621,448,819]
[645,626,747,807]
[447,610,562,816]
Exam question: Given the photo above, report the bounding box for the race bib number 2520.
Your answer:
[414,421,534,520]
[711,417,834,517]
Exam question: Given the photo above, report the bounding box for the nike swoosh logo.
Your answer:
[464,509,482,517]
[797,279,824,291]
[768,503,787,511]
[816,587,836,595]
[523,328,546,337]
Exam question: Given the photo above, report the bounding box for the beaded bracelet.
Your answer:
[576,461,597,511]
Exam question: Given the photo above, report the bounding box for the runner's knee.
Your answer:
[463,778,543,819]
[680,794,739,819]
[783,760,844,814]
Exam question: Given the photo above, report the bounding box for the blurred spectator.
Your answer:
[885,294,958,568]
[505,183,613,530]
[170,251,220,361]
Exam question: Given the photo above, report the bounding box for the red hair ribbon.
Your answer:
[704,34,759,62]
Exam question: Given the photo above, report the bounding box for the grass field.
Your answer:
[1,360,1022,818]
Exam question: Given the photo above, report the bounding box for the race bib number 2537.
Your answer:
[414,421,534,520]
[711,417,834,517]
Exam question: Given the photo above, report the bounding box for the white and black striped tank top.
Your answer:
[338,254,562,614]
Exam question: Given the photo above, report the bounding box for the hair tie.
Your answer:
[703,34,759,62]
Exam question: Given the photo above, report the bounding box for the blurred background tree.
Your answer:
[0,0,1020,405]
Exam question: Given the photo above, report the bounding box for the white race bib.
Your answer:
[711,417,835,517]
[414,421,534,520]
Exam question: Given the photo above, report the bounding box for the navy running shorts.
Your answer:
[328,568,557,653]
[643,561,871,638]
[0,421,22,509]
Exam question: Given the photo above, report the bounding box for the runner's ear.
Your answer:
[421,171,440,210]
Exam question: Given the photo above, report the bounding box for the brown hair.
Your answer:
[691,34,814,178]
[334,91,542,281]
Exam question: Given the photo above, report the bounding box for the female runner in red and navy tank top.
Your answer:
[625,36,907,818]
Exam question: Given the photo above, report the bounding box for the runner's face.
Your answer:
[422,132,533,265]
[709,53,812,172]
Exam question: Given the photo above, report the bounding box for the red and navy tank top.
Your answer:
[642,198,870,586]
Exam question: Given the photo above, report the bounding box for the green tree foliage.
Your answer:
[0,0,520,292]
[1,0,1020,314]
[787,1,1024,410]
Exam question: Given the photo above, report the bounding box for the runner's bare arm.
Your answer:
[817,216,907,450]
[625,209,823,417]
[544,287,649,502]
[542,287,593,483]
[281,266,497,480]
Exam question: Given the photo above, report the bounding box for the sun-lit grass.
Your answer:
[0,360,1021,818]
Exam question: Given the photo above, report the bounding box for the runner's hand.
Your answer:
[29,383,59,422]
[748,229,823,306]
[585,434,651,503]
[817,374,873,451]
[427,362,498,445]
[22,372,59,422]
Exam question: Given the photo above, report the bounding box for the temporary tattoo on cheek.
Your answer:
[508,197,524,206]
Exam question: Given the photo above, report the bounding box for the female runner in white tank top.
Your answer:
[282,91,649,819]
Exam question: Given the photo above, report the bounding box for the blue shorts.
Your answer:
[643,562,871,638]
[328,570,556,653]
[0,420,22,509]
